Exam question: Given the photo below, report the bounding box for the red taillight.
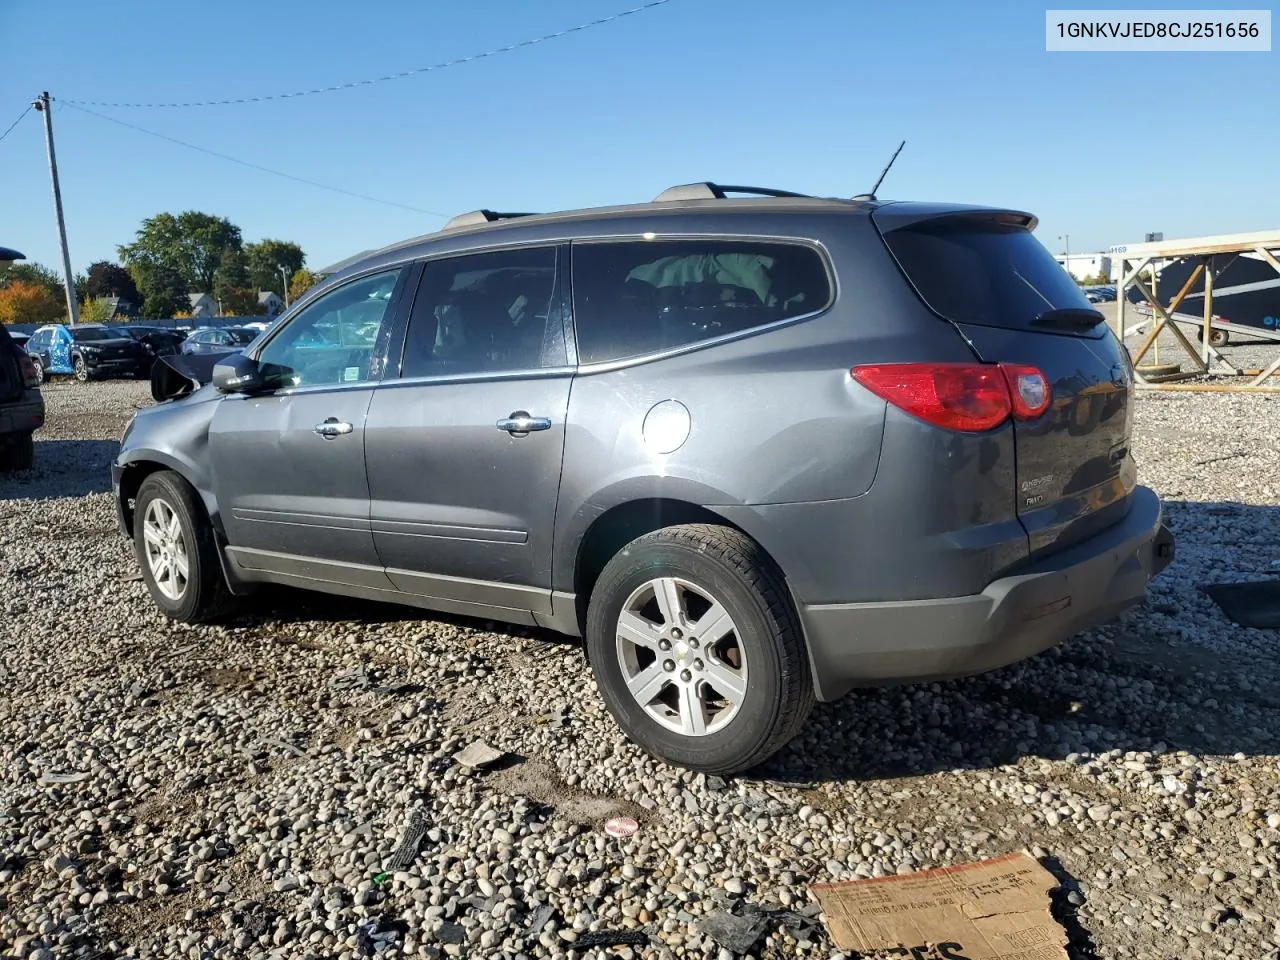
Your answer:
[851,362,1050,432]
[18,351,40,388]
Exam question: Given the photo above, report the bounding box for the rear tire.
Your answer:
[0,432,34,472]
[585,523,814,775]
[134,471,232,623]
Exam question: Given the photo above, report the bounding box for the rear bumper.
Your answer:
[0,393,45,436]
[800,485,1173,701]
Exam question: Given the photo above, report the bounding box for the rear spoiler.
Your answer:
[150,352,226,402]
[871,203,1038,233]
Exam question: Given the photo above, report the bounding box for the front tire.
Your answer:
[74,354,89,382]
[585,523,814,775]
[134,471,231,623]
[31,360,45,385]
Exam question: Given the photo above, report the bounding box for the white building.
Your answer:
[257,291,285,316]
[1054,253,1113,282]
[187,293,217,318]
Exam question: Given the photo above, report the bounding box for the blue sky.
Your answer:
[1,0,1275,279]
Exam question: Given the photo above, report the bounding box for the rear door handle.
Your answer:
[314,418,353,439]
[496,411,552,436]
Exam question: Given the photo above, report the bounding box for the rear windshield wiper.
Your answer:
[1030,307,1105,330]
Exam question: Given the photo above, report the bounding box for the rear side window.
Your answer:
[881,219,1093,328]
[571,239,832,364]
[400,246,563,378]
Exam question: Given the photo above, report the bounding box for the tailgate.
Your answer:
[875,207,1136,556]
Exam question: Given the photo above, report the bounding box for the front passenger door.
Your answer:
[208,267,411,587]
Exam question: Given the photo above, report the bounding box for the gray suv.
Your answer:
[113,184,1174,773]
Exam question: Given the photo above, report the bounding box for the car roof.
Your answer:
[314,187,1035,290]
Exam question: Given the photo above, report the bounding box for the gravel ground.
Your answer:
[2,377,1279,960]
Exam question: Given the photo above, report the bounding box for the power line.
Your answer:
[62,0,674,110]
[63,102,451,218]
[0,105,32,144]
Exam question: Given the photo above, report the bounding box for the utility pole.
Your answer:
[33,92,80,327]
[279,265,291,308]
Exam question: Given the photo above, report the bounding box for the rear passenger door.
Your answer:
[364,245,573,619]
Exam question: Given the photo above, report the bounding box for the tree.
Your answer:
[79,297,115,323]
[245,240,305,296]
[220,287,259,316]
[288,268,321,303]
[84,261,141,307]
[213,248,249,305]
[137,262,189,319]
[119,210,242,295]
[3,262,64,302]
[0,280,64,326]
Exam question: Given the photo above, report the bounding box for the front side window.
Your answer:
[256,268,402,388]
[571,239,833,364]
[399,246,562,378]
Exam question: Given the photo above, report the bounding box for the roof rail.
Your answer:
[653,182,811,203]
[442,209,539,232]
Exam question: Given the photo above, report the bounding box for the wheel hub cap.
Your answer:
[142,498,189,602]
[614,576,749,738]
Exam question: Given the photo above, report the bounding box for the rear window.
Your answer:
[572,239,832,364]
[72,328,113,342]
[881,219,1093,328]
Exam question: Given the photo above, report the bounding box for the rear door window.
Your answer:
[571,239,833,364]
[879,217,1094,329]
[398,246,563,378]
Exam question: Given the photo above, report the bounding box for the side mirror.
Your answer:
[212,353,263,394]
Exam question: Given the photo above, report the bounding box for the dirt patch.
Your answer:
[203,667,259,690]
[488,757,648,826]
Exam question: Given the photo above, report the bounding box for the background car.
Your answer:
[0,322,43,470]
[10,331,30,350]
[180,326,259,355]
[24,324,151,382]
[109,324,185,357]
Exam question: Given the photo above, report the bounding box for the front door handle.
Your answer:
[496,411,552,436]
[314,418,354,439]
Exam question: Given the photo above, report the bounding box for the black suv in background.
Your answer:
[0,324,43,471]
[25,324,152,382]
[110,325,185,357]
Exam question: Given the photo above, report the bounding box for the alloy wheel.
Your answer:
[142,498,190,601]
[614,576,748,737]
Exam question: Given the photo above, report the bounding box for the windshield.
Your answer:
[72,328,115,342]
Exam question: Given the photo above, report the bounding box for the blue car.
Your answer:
[24,324,151,383]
